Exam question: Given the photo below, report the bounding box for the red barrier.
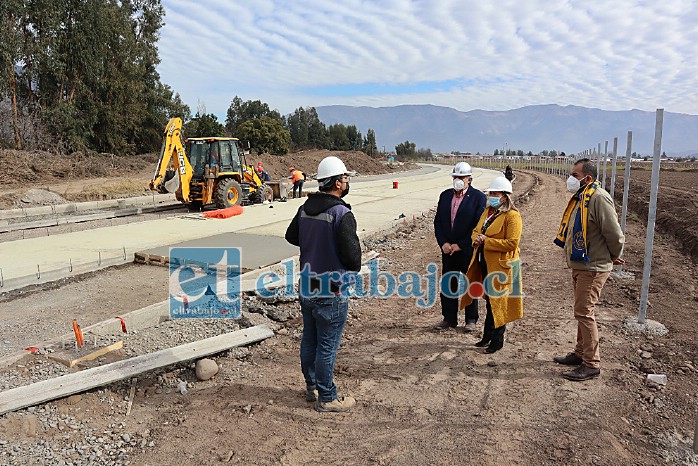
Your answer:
[203,205,244,219]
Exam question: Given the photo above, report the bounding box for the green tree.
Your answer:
[1,0,185,154]
[494,149,500,156]
[225,96,283,136]
[363,128,377,156]
[285,106,328,149]
[237,117,291,155]
[328,124,350,150]
[185,113,225,138]
[395,140,416,159]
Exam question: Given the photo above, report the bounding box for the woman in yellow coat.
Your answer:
[461,176,523,353]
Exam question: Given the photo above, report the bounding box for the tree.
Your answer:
[494,149,499,156]
[416,148,432,160]
[285,106,328,149]
[363,128,377,156]
[328,124,350,151]
[185,113,225,138]
[0,0,185,154]
[225,96,283,136]
[237,116,291,155]
[395,140,416,159]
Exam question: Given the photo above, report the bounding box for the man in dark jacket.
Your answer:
[434,162,487,331]
[285,156,361,412]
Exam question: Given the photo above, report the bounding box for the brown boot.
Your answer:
[315,395,356,412]
[561,364,600,381]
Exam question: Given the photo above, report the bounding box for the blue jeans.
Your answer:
[300,294,348,402]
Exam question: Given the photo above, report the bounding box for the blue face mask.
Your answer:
[488,196,501,208]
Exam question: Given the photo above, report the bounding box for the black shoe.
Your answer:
[553,352,583,366]
[485,343,503,354]
[474,337,491,347]
[561,364,600,381]
[485,336,504,353]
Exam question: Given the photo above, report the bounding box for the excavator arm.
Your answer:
[149,117,193,202]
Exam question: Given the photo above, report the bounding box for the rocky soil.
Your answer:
[0,169,697,465]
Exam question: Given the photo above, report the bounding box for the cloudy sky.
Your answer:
[157,0,698,120]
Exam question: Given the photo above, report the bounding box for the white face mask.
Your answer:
[566,175,581,193]
[453,178,465,191]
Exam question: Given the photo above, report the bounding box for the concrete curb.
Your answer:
[0,193,176,221]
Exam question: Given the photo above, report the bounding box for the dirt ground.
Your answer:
[607,168,698,260]
[1,169,697,465]
[0,149,407,209]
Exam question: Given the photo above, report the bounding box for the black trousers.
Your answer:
[293,180,304,198]
[440,251,478,326]
[479,254,505,342]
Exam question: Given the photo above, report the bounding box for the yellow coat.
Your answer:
[460,208,523,328]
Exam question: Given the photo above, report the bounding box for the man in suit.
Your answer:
[434,162,487,331]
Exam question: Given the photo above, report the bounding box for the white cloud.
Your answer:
[157,0,698,118]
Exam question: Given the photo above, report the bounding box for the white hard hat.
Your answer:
[485,176,513,194]
[317,156,348,180]
[451,162,473,177]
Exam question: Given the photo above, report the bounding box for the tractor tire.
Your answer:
[260,185,274,203]
[215,178,243,209]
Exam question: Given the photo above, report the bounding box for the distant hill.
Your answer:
[315,104,698,156]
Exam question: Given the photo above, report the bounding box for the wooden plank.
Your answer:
[0,325,274,415]
[47,340,124,368]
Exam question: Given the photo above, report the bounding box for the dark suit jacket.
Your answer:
[434,185,487,259]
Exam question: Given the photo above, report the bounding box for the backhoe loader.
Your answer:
[149,118,273,209]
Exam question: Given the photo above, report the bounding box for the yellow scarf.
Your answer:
[554,181,599,261]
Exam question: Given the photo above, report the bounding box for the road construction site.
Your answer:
[1,165,697,465]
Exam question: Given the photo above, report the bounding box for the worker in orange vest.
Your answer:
[289,166,305,198]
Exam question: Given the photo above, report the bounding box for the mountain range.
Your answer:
[315,104,698,156]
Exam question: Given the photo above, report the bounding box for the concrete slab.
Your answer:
[135,233,299,271]
[0,164,500,293]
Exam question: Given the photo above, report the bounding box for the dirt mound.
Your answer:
[18,189,67,206]
[254,149,412,180]
[0,149,157,187]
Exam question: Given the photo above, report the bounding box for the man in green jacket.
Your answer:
[553,158,625,381]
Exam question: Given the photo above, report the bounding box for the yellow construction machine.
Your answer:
[149,118,273,209]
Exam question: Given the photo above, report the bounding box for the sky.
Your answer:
[157,0,698,121]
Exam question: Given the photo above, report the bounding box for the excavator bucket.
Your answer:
[163,170,180,193]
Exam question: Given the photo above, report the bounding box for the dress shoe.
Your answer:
[463,322,477,333]
[474,336,491,347]
[553,352,583,366]
[433,319,457,330]
[561,364,600,381]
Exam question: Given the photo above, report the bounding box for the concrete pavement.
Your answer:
[0,164,501,292]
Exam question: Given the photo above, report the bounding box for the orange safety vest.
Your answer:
[291,170,304,183]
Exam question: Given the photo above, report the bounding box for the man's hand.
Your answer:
[450,243,462,255]
[612,258,625,265]
[442,243,452,254]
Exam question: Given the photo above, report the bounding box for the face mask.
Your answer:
[453,178,465,191]
[340,182,350,198]
[566,175,581,192]
[488,196,501,208]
